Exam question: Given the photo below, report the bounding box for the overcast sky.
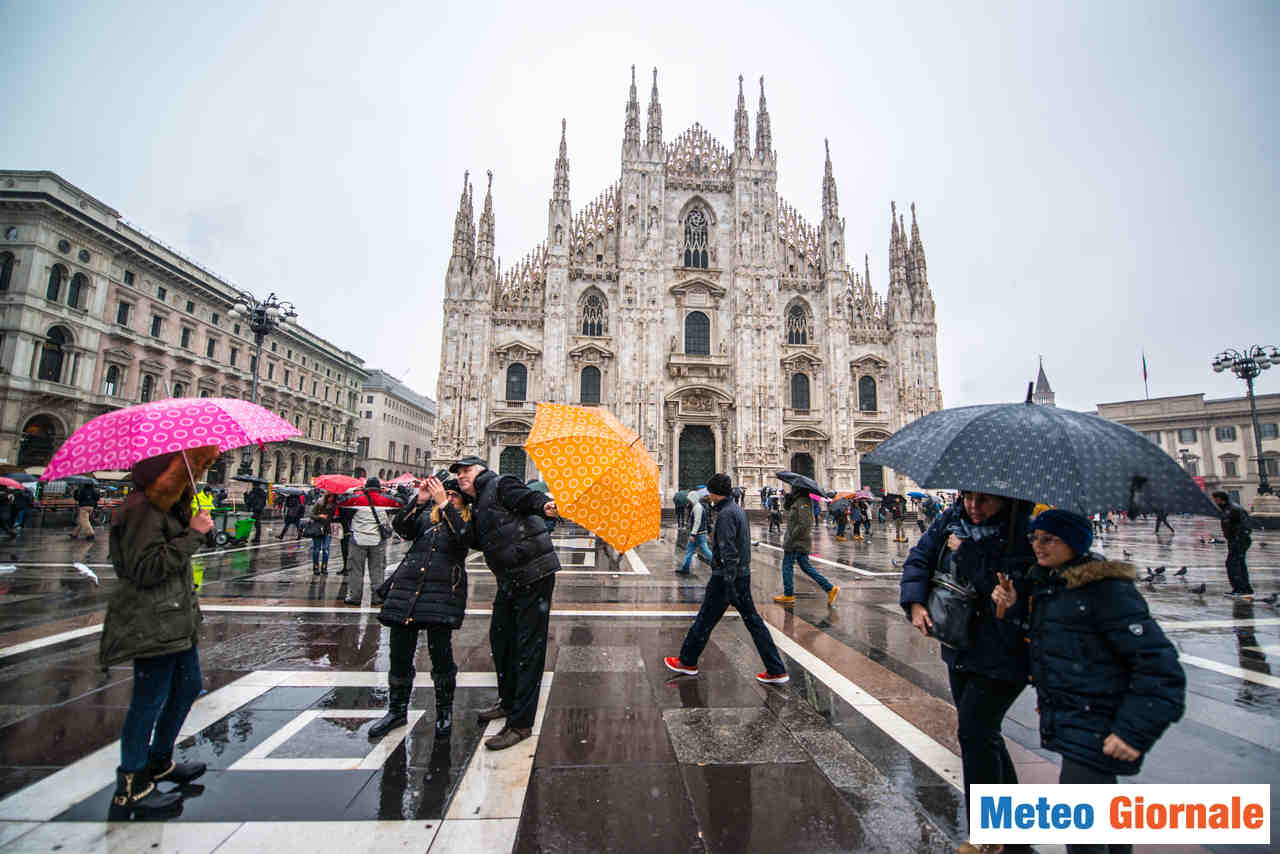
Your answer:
[3,0,1276,411]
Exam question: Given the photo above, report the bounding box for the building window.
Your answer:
[150,315,163,337]
[271,342,277,353]
[1184,459,1198,476]
[180,327,192,349]
[37,326,69,382]
[580,289,607,336]
[67,273,87,309]
[284,369,291,384]
[233,322,240,335]
[684,311,710,355]
[116,302,131,326]
[1215,426,1237,442]
[200,388,211,398]
[1177,428,1197,444]
[157,286,167,301]
[785,304,809,345]
[46,264,66,301]
[140,374,155,402]
[363,411,372,419]
[1142,430,1161,445]
[402,445,409,463]
[123,270,134,285]
[1222,458,1238,478]
[185,299,195,313]
[580,365,601,404]
[250,355,257,374]
[172,382,185,398]
[388,441,396,460]
[211,312,219,326]
[0,251,15,291]
[859,376,878,412]
[506,363,527,402]
[683,208,709,268]
[312,381,318,395]
[103,364,121,396]
[267,363,275,380]
[499,446,526,479]
[1262,423,1279,439]
[791,373,811,410]
[229,347,238,367]
[206,339,216,359]
[1263,456,1280,477]
[366,395,374,403]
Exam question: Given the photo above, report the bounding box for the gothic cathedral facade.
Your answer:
[431,68,942,498]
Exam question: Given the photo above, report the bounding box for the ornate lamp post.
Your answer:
[1176,447,1200,475]
[229,292,297,476]
[1212,345,1278,496]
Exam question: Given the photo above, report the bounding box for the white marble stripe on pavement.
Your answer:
[1176,653,1280,689]
[754,542,898,577]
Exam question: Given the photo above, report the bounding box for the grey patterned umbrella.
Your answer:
[864,398,1219,516]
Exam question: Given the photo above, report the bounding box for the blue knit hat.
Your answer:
[1028,508,1093,556]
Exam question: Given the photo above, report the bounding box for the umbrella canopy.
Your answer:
[313,474,363,493]
[384,473,419,486]
[0,477,24,490]
[524,403,660,553]
[833,491,860,501]
[4,473,36,483]
[776,470,825,496]
[853,489,874,500]
[809,493,829,502]
[40,398,300,483]
[829,498,852,515]
[525,479,551,494]
[907,491,927,499]
[233,474,268,485]
[864,399,1218,516]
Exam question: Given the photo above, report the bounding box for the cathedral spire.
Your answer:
[465,180,475,267]
[448,170,473,276]
[646,67,663,148]
[754,76,772,160]
[907,201,928,294]
[889,201,906,296]
[822,138,839,220]
[553,118,570,203]
[475,170,495,281]
[623,64,641,149]
[734,74,750,156]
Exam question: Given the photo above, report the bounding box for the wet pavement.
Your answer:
[0,513,1273,852]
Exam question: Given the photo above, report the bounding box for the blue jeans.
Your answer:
[311,534,330,563]
[680,533,713,572]
[780,550,832,595]
[678,574,785,675]
[120,646,202,771]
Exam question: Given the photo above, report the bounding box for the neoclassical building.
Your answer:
[431,69,942,497]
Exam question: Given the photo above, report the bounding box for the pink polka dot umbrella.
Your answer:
[38,398,302,483]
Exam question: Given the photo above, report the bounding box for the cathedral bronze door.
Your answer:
[790,453,815,479]
[860,459,884,494]
[678,426,715,489]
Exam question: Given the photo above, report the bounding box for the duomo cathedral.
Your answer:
[431,68,942,497]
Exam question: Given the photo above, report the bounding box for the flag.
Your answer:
[1142,351,1149,382]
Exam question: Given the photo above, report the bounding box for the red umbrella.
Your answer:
[313,474,363,493]
[0,477,24,490]
[384,473,419,486]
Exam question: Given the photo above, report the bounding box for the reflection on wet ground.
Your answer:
[0,515,1273,852]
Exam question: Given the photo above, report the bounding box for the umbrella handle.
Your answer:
[179,450,200,498]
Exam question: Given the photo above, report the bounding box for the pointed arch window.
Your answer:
[580,290,607,336]
[859,375,878,412]
[103,364,121,397]
[786,304,810,345]
[685,311,710,355]
[580,365,601,405]
[683,209,709,268]
[791,373,810,411]
[499,446,527,479]
[140,374,155,402]
[38,326,69,382]
[67,272,87,309]
[46,264,66,301]
[505,362,527,402]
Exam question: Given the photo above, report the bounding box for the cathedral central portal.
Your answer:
[678,425,715,490]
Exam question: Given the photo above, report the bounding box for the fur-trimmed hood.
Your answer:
[1054,555,1138,589]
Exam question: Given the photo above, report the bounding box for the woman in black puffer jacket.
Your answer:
[368,475,470,741]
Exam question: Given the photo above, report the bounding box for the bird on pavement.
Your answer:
[1123,550,1133,558]
[1174,567,1187,576]
[1260,592,1279,605]
[1153,566,1166,575]
[1190,583,1206,594]
[891,559,901,568]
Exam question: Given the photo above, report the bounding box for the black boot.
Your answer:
[321,558,328,576]
[148,752,206,786]
[368,673,413,739]
[312,556,321,576]
[433,668,456,739]
[109,766,182,819]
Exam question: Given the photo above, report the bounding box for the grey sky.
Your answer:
[3,0,1276,410]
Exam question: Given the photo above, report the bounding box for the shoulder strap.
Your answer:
[363,490,386,527]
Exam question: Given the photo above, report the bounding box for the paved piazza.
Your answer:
[0,515,1274,853]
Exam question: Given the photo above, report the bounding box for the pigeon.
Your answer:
[1190,583,1206,594]
[891,559,902,568]
[1173,567,1187,576]
[1258,592,1279,605]
[1122,550,1133,558]
[1153,566,1166,575]
[72,562,100,585]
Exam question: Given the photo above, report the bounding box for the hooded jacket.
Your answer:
[1025,554,1185,775]
[100,447,218,667]
[782,492,813,552]
[710,496,751,580]
[377,500,470,629]
[1219,501,1251,542]
[468,469,559,588]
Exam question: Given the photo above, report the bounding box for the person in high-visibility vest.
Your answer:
[190,485,216,515]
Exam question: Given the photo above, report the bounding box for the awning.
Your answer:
[94,471,130,481]
[24,466,45,476]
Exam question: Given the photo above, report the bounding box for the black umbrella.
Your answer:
[864,391,1218,516]
[776,470,825,496]
[233,475,268,485]
[829,498,851,515]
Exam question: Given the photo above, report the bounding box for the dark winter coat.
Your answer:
[1024,554,1185,775]
[1219,502,1251,543]
[710,497,751,580]
[468,469,559,588]
[74,483,100,508]
[244,486,267,514]
[101,488,203,667]
[377,500,469,629]
[899,501,1033,684]
[782,494,813,553]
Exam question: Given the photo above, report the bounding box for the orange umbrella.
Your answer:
[524,403,660,553]
[833,491,860,501]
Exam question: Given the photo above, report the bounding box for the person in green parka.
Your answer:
[772,486,838,606]
[102,446,218,818]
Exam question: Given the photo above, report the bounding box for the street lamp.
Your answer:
[1176,448,1200,475]
[229,292,297,476]
[1212,345,1279,496]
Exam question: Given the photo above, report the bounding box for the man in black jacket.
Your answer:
[1212,491,1253,596]
[244,484,268,544]
[71,481,100,540]
[665,473,788,684]
[451,455,560,750]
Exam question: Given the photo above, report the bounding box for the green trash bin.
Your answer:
[235,518,256,540]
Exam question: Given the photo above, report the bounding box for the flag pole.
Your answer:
[1142,350,1150,400]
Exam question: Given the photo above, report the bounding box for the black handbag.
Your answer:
[926,547,977,650]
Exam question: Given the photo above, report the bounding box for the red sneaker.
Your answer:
[755,671,790,685]
[664,656,698,676]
